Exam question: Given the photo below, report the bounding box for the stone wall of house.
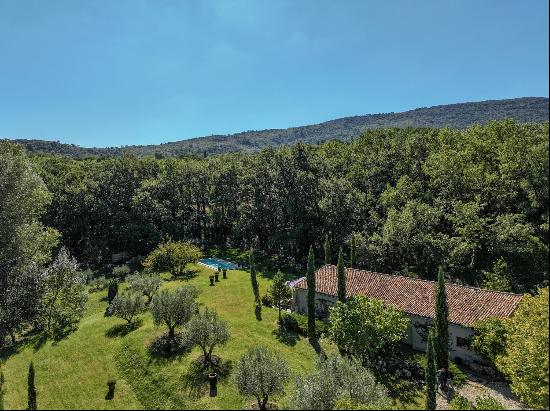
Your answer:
[292,288,337,318]
[408,315,481,364]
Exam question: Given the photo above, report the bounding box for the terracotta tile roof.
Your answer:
[293,265,523,327]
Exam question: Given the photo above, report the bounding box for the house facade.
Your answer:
[291,265,523,365]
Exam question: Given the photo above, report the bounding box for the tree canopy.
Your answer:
[328,296,409,362]
[291,354,390,410]
[24,121,547,294]
[496,287,549,409]
[235,346,290,410]
[143,240,202,278]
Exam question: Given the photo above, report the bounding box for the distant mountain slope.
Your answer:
[4,97,549,158]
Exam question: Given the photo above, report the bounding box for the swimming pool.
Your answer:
[198,257,239,270]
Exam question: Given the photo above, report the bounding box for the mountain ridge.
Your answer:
[3,96,548,158]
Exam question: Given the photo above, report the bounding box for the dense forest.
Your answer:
[8,119,547,294]
[6,97,549,157]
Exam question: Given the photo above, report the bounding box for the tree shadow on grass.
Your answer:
[0,330,51,361]
[309,337,326,358]
[255,304,262,321]
[0,337,32,361]
[33,333,48,352]
[147,332,193,365]
[181,355,233,399]
[171,268,199,281]
[105,319,143,338]
[272,327,300,347]
[374,370,424,406]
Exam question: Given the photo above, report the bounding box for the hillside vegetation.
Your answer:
[24,120,550,293]
[5,97,549,157]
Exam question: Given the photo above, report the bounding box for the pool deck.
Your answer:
[198,258,240,271]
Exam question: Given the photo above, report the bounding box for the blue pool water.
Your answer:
[198,257,239,270]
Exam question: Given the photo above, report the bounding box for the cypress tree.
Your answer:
[250,248,260,304]
[324,234,330,265]
[425,330,437,410]
[349,234,356,268]
[1,366,5,411]
[306,246,316,339]
[27,362,37,411]
[434,267,449,369]
[337,247,346,302]
[107,279,118,304]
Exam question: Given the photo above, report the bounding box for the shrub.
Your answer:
[112,265,130,280]
[449,361,467,386]
[82,268,95,284]
[280,313,299,332]
[88,276,109,293]
[473,395,504,410]
[450,394,472,410]
[260,294,273,307]
[280,312,325,337]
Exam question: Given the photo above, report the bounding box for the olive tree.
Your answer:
[143,240,202,278]
[128,272,161,304]
[40,248,88,339]
[292,354,390,410]
[109,293,145,325]
[235,346,290,410]
[187,308,230,367]
[150,287,198,339]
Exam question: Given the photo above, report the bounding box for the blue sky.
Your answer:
[0,0,548,147]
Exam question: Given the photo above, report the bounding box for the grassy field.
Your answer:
[1,264,425,410]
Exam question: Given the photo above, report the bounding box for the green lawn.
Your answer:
[1,264,425,410]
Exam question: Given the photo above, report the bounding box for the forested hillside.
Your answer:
[6,97,549,157]
[22,120,549,293]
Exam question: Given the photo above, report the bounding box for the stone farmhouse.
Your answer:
[290,264,523,365]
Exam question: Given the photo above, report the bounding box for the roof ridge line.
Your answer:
[319,264,522,297]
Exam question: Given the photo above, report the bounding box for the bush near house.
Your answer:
[496,287,549,410]
[280,312,325,337]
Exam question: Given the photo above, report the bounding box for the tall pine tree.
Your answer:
[250,248,260,304]
[324,234,330,265]
[434,267,449,369]
[306,246,316,339]
[426,330,437,410]
[349,234,356,268]
[337,247,346,302]
[27,362,37,411]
